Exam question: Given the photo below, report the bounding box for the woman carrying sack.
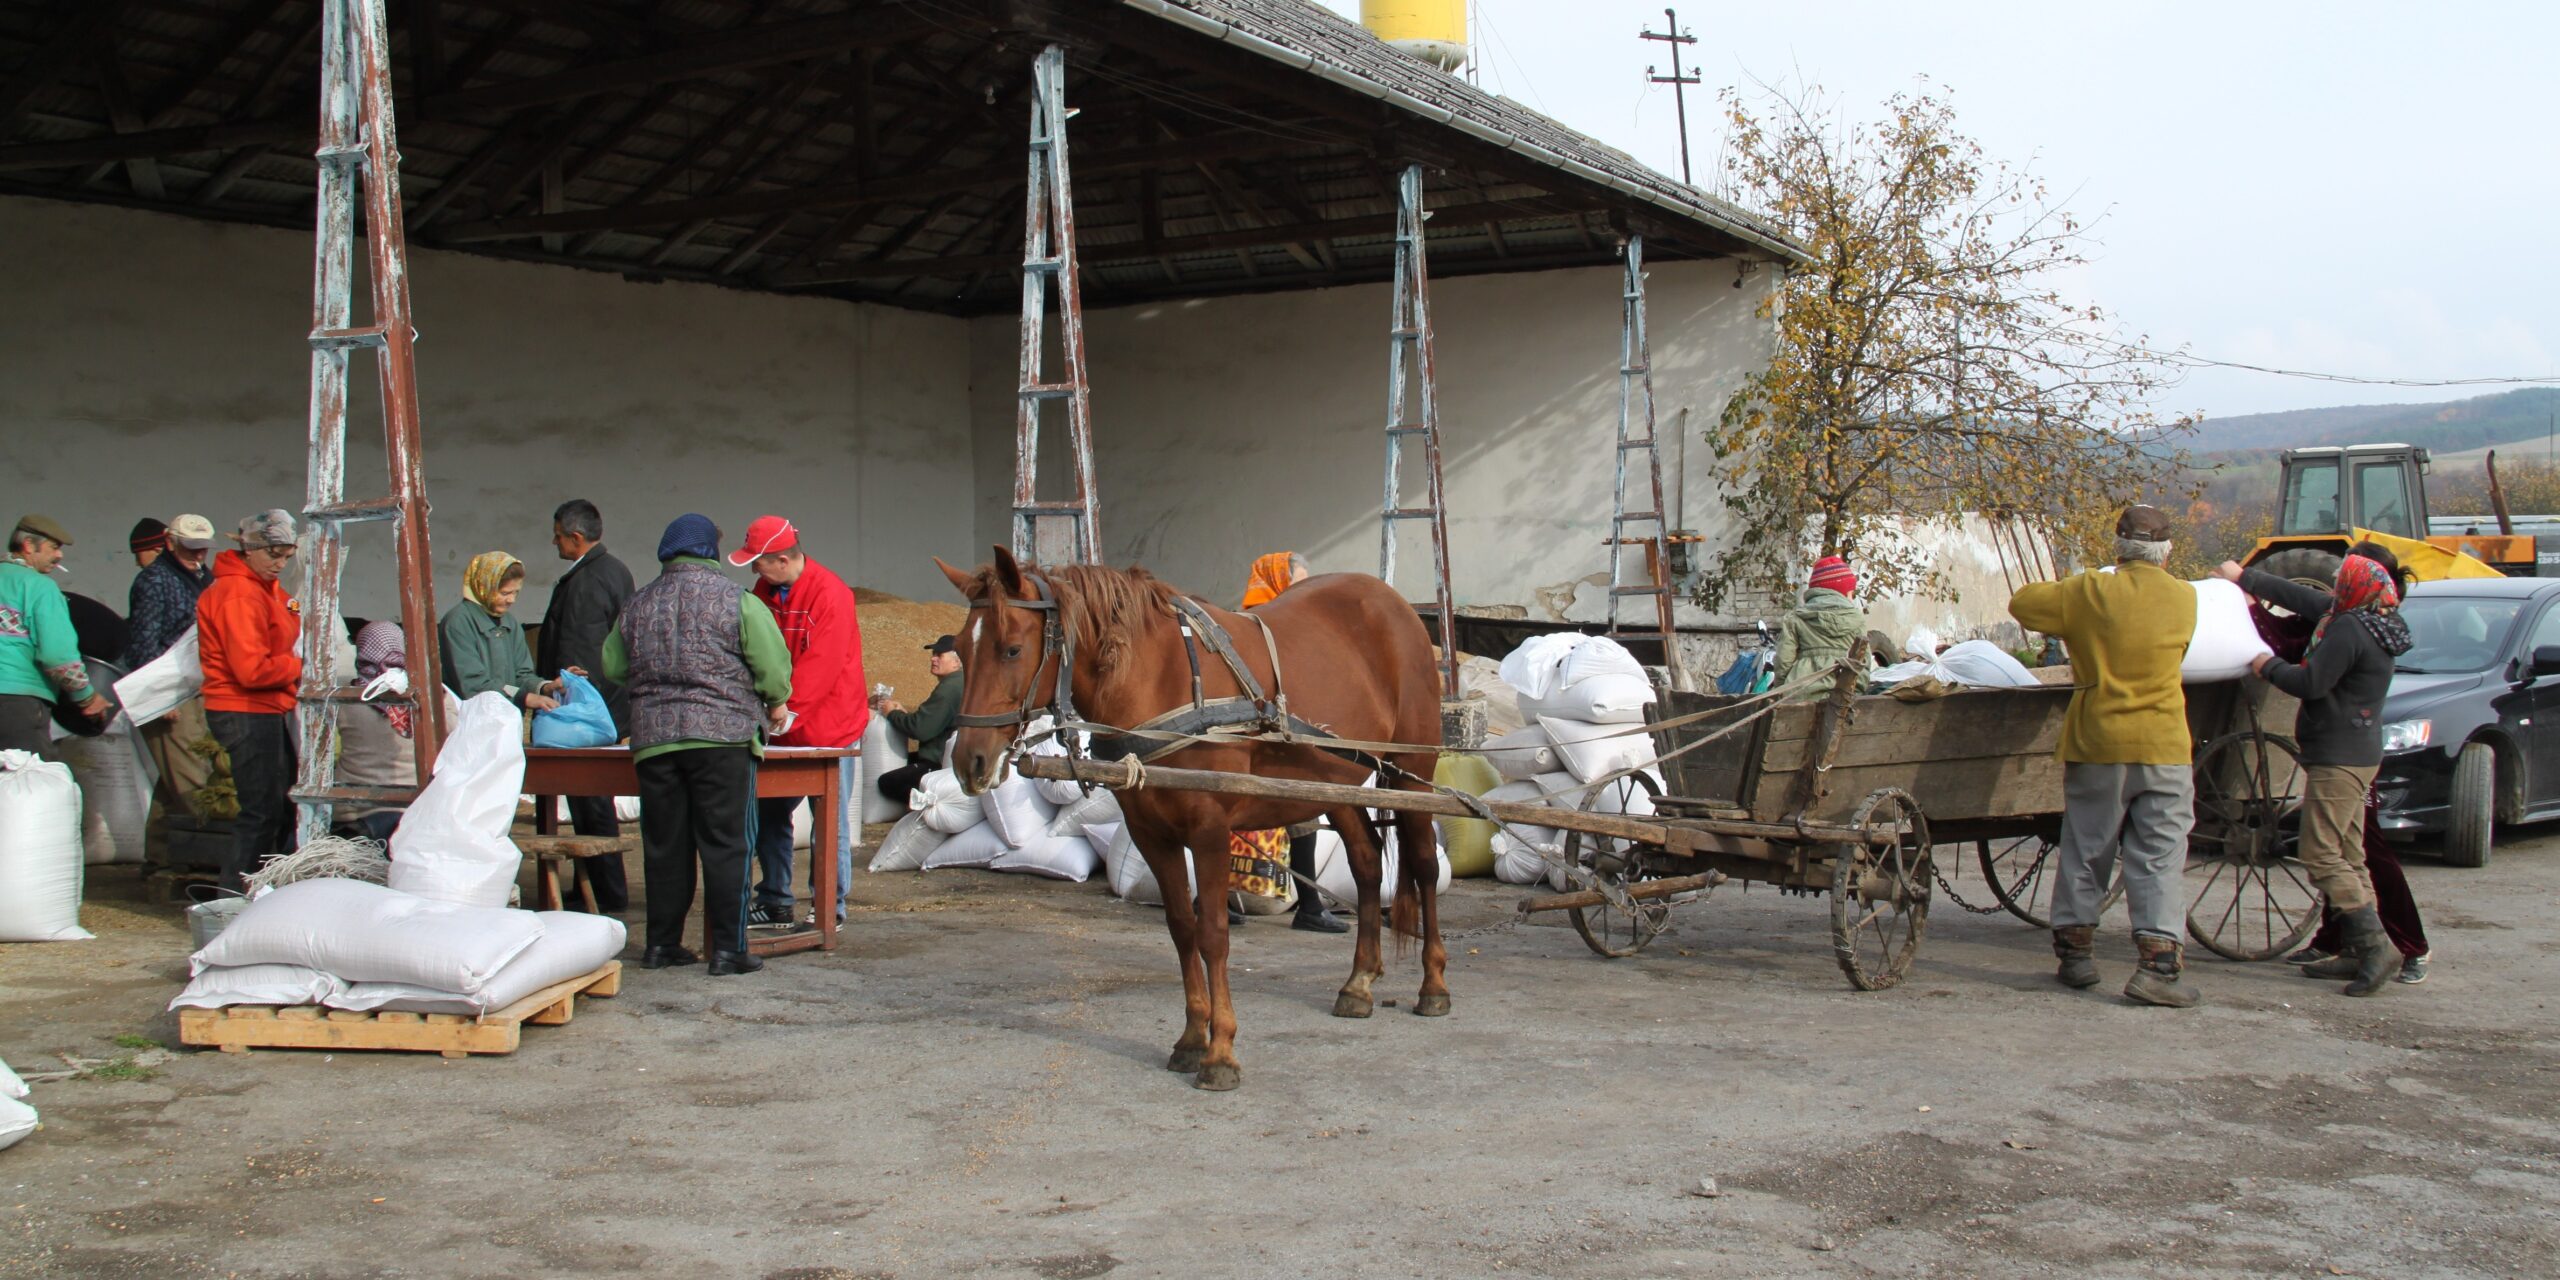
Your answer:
[2220,544,2417,996]
[439,552,561,713]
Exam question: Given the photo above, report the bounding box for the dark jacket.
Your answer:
[889,671,964,768]
[538,546,635,736]
[125,554,212,670]
[2241,568,2402,767]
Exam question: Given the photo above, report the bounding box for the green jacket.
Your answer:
[439,602,543,708]
[598,558,793,763]
[0,560,94,704]
[1775,588,1867,696]
[889,671,964,767]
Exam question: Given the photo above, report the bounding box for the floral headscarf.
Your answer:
[2313,554,2412,657]
[1242,552,1306,609]
[463,551,521,613]
[354,621,411,738]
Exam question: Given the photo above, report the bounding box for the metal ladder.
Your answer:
[1604,235,1684,685]
[289,0,445,845]
[1380,163,1459,696]
[1011,44,1100,566]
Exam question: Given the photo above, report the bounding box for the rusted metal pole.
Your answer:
[1012,43,1100,565]
[1380,163,1458,695]
[1605,235,1686,687]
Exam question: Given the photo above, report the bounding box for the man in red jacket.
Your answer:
[730,516,867,928]
[198,509,306,890]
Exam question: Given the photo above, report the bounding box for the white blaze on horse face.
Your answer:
[970,616,983,651]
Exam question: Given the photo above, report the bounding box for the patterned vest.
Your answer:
[618,562,759,750]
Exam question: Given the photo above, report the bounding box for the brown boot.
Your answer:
[2336,906,2400,997]
[2123,934,2201,1008]
[2051,925,2100,988]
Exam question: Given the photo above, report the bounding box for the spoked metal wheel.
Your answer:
[1832,789,1933,990]
[1563,772,1670,958]
[2187,729,2323,960]
[1975,833,2126,929]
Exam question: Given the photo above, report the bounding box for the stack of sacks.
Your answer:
[866,718,1115,883]
[1480,635,1666,886]
[1482,773,1660,888]
[169,878,625,1016]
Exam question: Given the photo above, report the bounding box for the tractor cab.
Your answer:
[2272,444,2428,540]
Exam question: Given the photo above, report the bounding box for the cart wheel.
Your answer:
[1974,834,2126,929]
[2187,729,2323,961]
[1833,788,1932,990]
[1563,772,1670,959]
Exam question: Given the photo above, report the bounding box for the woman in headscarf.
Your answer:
[334,621,418,843]
[1227,551,1345,932]
[438,551,560,711]
[2222,541,2417,996]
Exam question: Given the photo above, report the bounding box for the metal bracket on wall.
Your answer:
[1605,235,1688,688]
[1380,163,1459,697]
[1012,43,1101,566]
[288,0,445,846]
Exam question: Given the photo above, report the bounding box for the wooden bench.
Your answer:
[516,835,626,912]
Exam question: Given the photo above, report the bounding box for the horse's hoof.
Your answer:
[1193,1062,1243,1091]
[1331,991,1375,1019]
[1165,1045,1206,1073]
[1413,993,1452,1018]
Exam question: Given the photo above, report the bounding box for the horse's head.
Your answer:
[936,545,1065,795]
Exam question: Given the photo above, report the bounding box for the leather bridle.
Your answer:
[952,571,1081,737]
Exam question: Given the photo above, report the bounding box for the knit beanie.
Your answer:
[1808,555,1856,596]
[129,518,168,554]
[657,513,722,563]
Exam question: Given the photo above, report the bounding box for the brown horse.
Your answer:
[936,547,1450,1091]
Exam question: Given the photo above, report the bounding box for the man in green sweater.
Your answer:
[2007,505,2201,1008]
[599,515,792,976]
[1,515,109,757]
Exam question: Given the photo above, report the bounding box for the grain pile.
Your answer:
[855,587,969,705]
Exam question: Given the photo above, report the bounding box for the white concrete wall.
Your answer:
[971,257,1779,619]
[0,198,976,624]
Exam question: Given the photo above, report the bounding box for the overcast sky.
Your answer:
[1315,1,2557,421]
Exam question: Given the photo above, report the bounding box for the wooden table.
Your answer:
[524,746,858,957]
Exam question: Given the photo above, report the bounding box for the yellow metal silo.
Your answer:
[1362,0,1469,72]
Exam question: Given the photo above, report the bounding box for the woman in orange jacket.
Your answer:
[197,510,306,889]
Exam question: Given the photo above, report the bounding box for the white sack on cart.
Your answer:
[1500,634,1589,703]
[1538,716,1659,784]
[1522,672,1655,725]
[1484,727,1557,781]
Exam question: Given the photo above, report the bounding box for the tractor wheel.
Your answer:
[2253,547,2343,592]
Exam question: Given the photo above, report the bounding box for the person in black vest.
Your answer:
[599,514,793,976]
[537,498,638,913]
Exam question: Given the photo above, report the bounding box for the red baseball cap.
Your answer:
[727,515,799,566]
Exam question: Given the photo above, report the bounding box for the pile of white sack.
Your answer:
[866,717,1113,884]
[1480,635,1666,888]
[1870,638,2041,690]
[172,878,625,1015]
[1,1054,33,1152]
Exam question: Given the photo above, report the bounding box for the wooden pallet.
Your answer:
[177,961,621,1059]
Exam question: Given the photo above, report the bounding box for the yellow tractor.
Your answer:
[2243,444,2528,585]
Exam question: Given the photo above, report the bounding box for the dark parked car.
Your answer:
[2373,575,2560,866]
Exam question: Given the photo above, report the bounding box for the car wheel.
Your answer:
[2442,741,2495,868]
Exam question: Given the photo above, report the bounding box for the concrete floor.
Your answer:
[3,826,2556,1279]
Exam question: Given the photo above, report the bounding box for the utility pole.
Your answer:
[1641,8,1701,185]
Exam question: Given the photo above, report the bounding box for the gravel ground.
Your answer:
[3,824,2556,1279]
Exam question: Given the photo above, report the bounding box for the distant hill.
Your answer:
[2190,387,2560,457]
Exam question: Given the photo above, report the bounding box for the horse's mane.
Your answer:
[974,560,1185,674]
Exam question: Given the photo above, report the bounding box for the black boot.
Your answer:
[639,944,698,970]
[2336,905,2399,997]
[1289,833,1347,933]
[707,950,764,976]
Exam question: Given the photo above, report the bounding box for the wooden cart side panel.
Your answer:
[1751,754,2067,825]
[1650,691,1775,808]
[1752,686,2075,825]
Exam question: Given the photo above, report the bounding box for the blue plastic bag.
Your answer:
[531,671,617,749]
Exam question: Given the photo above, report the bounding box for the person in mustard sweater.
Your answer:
[2007,505,2201,1008]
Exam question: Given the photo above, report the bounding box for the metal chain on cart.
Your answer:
[1926,852,2010,916]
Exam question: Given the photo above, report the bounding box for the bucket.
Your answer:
[187,897,247,951]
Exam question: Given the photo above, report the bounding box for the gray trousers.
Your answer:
[2054,762,2193,939]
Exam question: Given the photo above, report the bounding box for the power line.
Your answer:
[2150,351,2560,388]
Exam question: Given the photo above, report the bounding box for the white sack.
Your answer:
[1082,821,1125,867]
[387,692,527,908]
[1312,825,1453,907]
[1047,789,1120,838]
[911,769,979,834]
[921,821,1009,871]
[1493,829,1560,885]
[1538,716,1659,784]
[0,750,91,942]
[55,731,149,866]
[1522,671,1656,725]
[0,1055,24,1100]
[0,1095,31,1153]
[112,628,200,727]
[614,795,642,822]
[1484,727,1557,782]
[1556,636,1647,688]
[332,912,624,1015]
[1110,830,1197,906]
[1020,717,1090,805]
[867,811,948,873]
[980,776,1060,849]
[991,833,1101,882]
[1500,633,1589,702]
[191,878,543,995]
[168,962,347,1010]
[1933,639,2039,688]
[858,714,910,824]
[2188,577,2277,683]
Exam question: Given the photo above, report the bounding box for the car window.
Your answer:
[2397,595,2527,674]
[2526,602,2560,659]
